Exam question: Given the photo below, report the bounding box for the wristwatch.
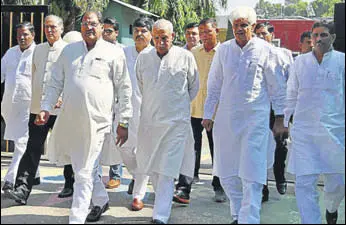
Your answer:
[275,115,284,118]
[118,122,129,129]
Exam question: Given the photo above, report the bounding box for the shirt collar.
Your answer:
[49,38,65,50]
[200,42,220,52]
[18,41,35,53]
[82,38,104,51]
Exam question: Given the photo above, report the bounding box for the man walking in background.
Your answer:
[183,22,200,51]
[1,21,40,193]
[254,21,294,201]
[174,18,226,205]
[101,16,126,190]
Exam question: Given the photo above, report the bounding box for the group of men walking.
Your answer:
[1,5,344,225]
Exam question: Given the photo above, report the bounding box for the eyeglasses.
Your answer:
[81,22,100,28]
[103,29,114,34]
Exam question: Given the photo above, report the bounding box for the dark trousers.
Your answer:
[14,114,73,197]
[176,117,222,193]
[269,109,288,184]
[63,164,74,188]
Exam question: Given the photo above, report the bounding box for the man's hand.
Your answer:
[116,125,128,147]
[273,116,288,139]
[202,119,213,132]
[35,110,50,125]
[54,97,63,109]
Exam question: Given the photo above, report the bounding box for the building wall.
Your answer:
[103,2,143,46]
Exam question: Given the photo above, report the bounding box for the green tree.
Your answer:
[123,0,228,43]
[312,0,343,17]
[2,0,36,4]
[50,0,109,33]
[256,0,343,18]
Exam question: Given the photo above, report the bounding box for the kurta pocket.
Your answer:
[88,59,111,80]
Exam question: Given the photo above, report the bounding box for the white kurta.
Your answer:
[284,50,345,176]
[275,47,294,81]
[1,43,36,141]
[100,45,153,166]
[31,39,67,115]
[41,39,132,166]
[136,46,199,179]
[204,38,287,185]
[31,39,68,163]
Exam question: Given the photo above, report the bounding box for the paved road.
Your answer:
[1,132,345,224]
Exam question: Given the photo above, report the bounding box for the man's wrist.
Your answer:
[118,122,129,129]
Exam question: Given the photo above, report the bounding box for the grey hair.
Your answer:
[229,6,257,25]
[153,19,173,33]
[45,14,64,31]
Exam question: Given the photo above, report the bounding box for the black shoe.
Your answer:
[214,189,227,203]
[58,187,73,198]
[231,220,238,224]
[276,181,287,195]
[33,177,40,186]
[127,179,134,195]
[326,210,338,224]
[86,202,109,222]
[2,181,14,191]
[152,219,165,224]
[173,189,190,204]
[262,185,269,203]
[4,189,28,205]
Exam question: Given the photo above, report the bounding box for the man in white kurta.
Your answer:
[136,19,199,224]
[284,22,345,224]
[5,16,77,206]
[254,21,294,199]
[202,7,287,224]
[1,22,39,192]
[35,12,132,224]
[100,17,154,212]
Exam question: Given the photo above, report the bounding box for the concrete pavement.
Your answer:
[1,131,345,224]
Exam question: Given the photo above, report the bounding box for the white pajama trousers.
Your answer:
[69,132,109,224]
[4,136,40,185]
[120,146,149,201]
[150,173,175,224]
[220,176,263,224]
[295,173,345,224]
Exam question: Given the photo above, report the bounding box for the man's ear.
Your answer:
[216,28,219,34]
[251,23,256,32]
[172,32,175,38]
[331,33,336,43]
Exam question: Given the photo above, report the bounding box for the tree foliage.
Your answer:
[123,0,228,43]
[50,0,109,32]
[255,0,343,18]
